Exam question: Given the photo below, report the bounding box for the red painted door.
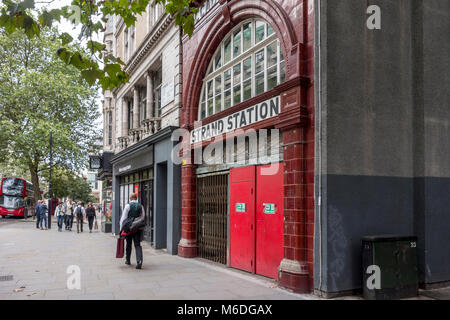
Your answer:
[229,166,256,273]
[256,163,284,279]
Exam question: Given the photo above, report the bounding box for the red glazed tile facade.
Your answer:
[178,0,315,293]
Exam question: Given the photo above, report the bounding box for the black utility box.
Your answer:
[362,235,418,300]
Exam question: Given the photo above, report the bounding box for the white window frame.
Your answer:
[198,19,285,120]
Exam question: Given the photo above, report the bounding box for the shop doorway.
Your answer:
[229,163,284,279]
[141,180,153,245]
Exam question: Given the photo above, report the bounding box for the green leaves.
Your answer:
[0,0,197,91]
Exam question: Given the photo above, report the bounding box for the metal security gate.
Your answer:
[196,173,228,264]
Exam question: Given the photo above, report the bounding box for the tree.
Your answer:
[0,0,197,91]
[0,28,101,200]
[41,167,94,203]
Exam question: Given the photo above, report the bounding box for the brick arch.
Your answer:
[183,0,300,126]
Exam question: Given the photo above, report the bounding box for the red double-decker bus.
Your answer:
[0,177,36,218]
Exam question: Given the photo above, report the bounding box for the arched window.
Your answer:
[198,19,285,120]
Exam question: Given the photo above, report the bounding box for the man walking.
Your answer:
[74,201,85,233]
[35,200,42,229]
[64,199,75,231]
[39,200,48,230]
[55,201,65,232]
[119,193,145,269]
[86,202,96,233]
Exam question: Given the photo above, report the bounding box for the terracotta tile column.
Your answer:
[178,162,198,258]
[276,86,310,293]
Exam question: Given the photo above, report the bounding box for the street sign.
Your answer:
[263,203,276,214]
[236,203,246,213]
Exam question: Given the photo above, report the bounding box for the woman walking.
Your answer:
[86,202,96,233]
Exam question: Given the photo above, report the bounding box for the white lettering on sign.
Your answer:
[118,165,131,173]
[191,96,280,144]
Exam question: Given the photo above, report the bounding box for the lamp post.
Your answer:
[47,130,53,229]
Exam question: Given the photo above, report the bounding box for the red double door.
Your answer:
[229,164,284,279]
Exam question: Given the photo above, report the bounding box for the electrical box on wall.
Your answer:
[362,235,418,300]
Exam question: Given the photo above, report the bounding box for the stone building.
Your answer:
[101,3,182,254]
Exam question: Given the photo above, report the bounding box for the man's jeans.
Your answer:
[39,214,47,228]
[57,215,64,231]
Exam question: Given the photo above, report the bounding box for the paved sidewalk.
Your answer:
[0,218,318,300]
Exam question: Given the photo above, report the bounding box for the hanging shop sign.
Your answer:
[190,95,280,144]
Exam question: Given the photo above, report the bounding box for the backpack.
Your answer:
[75,206,82,216]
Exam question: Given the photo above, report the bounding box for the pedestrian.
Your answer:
[119,193,145,269]
[64,199,75,231]
[55,201,65,232]
[74,201,85,233]
[86,202,96,233]
[35,200,42,229]
[39,200,48,230]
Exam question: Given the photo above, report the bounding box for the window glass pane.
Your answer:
[207,80,213,99]
[215,75,222,94]
[233,29,242,58]
[267,65,277,90]
[233,63,241,85]
[208,63,214,74]
[267,24,274,36]
[243,79,252,101]
[280,45,284,61]
[215,94,222,113]
[224,90,231,109]
[224,69,231,91]
[215,51,222,69]
[208,99,214,116]
[267,41,277,68]
[280,61,286,83]
[201,88,206,102]
[255,72,265,95]
[224,37,231,64]
[243,22,252,52]
[255,49,264,74]
[233,85,241,105]
[201,102,206,119]
[243,57,252,80]
[255,20,265,43]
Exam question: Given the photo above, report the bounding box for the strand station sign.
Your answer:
[190,96,281,144]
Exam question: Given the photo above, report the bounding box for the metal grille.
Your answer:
[196,173,228,265]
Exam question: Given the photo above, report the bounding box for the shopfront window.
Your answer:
[199,19,285,120]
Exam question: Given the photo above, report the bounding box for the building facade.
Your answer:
[177,0,315,293]
[100,0,450,297]
[101,2,182,254]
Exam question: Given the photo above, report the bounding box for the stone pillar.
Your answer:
[177,162,198,258]
[122,97,128,137]
[146,71,154,119]
[133,86,139,129]
[276,86,311,293]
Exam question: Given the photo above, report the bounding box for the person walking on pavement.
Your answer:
[119,193,145,269]
[35,200,42,229]
[86,202,96,233]
[74,201,85,233]
[39,200,48,230]
[65,199,75,231]
[55,201,65,232]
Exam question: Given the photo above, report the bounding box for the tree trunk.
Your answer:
[29,164,41,200]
